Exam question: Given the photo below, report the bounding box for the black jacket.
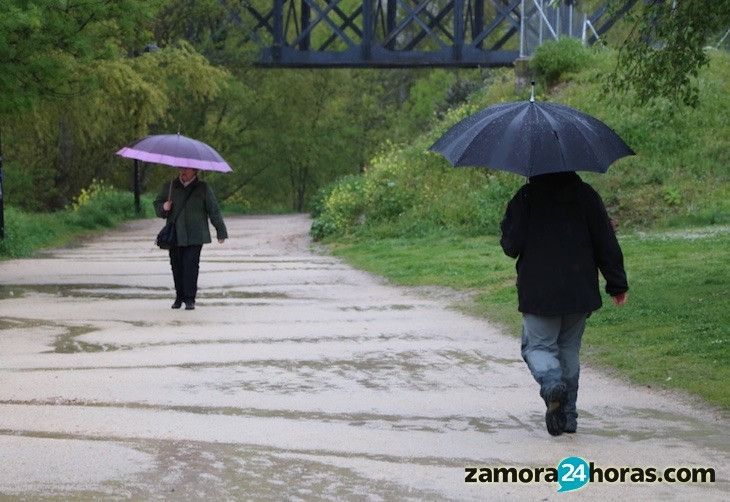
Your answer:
[500,172,628,315]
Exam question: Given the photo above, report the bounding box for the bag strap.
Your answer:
[169,179,197,223]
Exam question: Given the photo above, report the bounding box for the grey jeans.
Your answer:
[521,313,588,420]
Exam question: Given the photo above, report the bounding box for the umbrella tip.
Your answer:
[177,124,181,135]
[530,81,536,103]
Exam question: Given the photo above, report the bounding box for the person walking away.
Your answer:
[154,168,227,310]
[500,172,628,436]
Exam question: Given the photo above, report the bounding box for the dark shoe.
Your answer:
[563,415,577,434]
[171,299,183,309]
[544,383,567,436]
[184,301,195,310]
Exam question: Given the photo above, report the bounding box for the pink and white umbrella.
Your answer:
[116,134,232,173]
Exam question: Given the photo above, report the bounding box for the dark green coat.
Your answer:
[154,178,228,246]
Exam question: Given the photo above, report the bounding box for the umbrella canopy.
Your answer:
[116,134,232,173]
[429,98,634,176]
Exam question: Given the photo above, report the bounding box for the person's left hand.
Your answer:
[218,239,225,244]
[612,292,628,306]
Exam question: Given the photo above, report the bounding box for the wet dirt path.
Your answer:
[0,215,727,500]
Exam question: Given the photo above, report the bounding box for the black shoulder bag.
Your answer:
[156,181,195,249]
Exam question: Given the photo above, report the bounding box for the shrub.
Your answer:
[309,181,337,219]
[531,37,592,88]
[65,179,144,228]
[363,150,416,223]
[310,175,365,240]
[0,181,150,259]
[222,190,252,214]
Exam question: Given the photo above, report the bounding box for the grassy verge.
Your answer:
[328,228,729,409]
[0,189,154,260]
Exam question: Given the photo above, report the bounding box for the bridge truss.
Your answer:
[222,0,637,68]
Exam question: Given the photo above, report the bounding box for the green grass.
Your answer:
[328,228,730,408]
[0,191,154,259]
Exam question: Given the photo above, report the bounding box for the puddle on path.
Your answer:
[0,399,491,427]
[339,304,416,312]
[0,433,450,500]
[582,407,730,452]
[0,317,116,354]
[0,284,167,301]
[51,325,118,354]
[0,284,293,302]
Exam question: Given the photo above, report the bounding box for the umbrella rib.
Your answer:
[534,105,570,174]
[431,104,516,161]
[494,106,531,173]
[547,105,607,171]
[445,105,521,165]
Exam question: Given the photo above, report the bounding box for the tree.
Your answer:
[0,0,160,114]
[611,0,730,106]
[3,42,231,210]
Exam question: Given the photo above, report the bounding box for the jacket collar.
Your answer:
[175,177,199,189]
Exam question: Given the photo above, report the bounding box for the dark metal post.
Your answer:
[386,0,397,50]
[133,159,141,215]
[362,0,373,60]
[300,0,311,50]
[454,0,464,60]
[473,0,484,48]
[273,0,285,61]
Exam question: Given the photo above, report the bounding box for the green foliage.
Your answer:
[3,42,230,211]
[0,0,488,215]
[331,231,730,408]
[531,37,592,88]
[313,50,729,239]
[0,0,160,114]
[0,184,152,259]
[609,0,730,107]
[64,179,145,229]
[310,175,365,240]
[402,70,457,129]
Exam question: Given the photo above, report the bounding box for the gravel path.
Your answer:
[0,215,726,500]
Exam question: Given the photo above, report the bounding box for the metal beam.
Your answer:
[300,0,311,50]
[223,0,626,68]
[259,45,518,67]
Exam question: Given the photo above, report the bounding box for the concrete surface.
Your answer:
[0,215,727,500]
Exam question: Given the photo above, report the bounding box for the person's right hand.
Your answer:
[163,200,172,212]
[612,292,628,306]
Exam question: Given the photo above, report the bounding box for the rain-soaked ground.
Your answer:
[0,215,727,500]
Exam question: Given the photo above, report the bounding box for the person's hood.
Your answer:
[528,171,581,184]
[527,171,582,202]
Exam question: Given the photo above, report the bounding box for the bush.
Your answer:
[65,179,145,229]
[310,175,365,240]
[362,149,417,223]
[0,181,150,259]
[531,37,592,88]
[221,190,252,214]
[309,182,337,219]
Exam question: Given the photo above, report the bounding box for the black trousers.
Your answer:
[169,245,203,302]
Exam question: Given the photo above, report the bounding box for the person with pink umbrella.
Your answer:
[117,133,231,310]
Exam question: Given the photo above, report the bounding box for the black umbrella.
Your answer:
[429,88,634,176]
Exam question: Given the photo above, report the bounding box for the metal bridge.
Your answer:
[223,0,637,68]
